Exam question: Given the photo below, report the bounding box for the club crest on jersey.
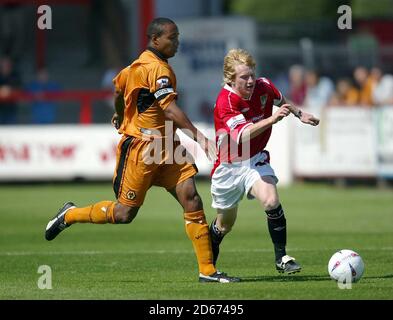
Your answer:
[156,77,170,89]
[260,94,268,109]
[126,190,136,200]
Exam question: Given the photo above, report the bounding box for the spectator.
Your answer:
[347,27,379,69]
[0,56,21,124]
[288,64,306,106]
[328,78,359,107]
[353,66,375,107]
[370,67,393,106]
[26,68,61,124]
[304,69,334,114]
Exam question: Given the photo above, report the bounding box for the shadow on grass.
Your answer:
[240,274,331,282]
[102,274,393,284]
[240,273,393,283]
[363,274,393,280]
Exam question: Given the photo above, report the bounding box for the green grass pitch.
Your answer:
[0,181,392,300]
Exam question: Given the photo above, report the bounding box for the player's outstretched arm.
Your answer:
[240,104,290,143]
[164,100,217,161]
[279,97,320,126]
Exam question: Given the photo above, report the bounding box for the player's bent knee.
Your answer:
[263,197,280,211]
[116,214,134,224]
[114,204,139,224]
[185,193,203,212]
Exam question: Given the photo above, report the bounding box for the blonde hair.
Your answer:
[223,49,256,85]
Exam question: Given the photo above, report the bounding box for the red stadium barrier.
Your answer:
[0,90,113,124]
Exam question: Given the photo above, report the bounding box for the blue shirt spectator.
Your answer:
[26,68,60,124]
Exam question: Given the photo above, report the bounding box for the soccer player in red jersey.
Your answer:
[209,49,319,273]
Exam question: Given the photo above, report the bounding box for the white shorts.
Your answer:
[211,151,278,210]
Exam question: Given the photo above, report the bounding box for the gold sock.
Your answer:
[65,201,116,225]
[184,210,216,276]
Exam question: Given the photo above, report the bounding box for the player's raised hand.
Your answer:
[272,104,290,124]
[111,112,122,130]
[300,112,320,126]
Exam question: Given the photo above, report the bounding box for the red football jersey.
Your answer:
[212,77,282,174]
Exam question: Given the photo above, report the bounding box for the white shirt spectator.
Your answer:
[373,74,393,106]
[304,74,334,115]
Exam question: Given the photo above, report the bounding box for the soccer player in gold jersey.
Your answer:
[45,17,239,283]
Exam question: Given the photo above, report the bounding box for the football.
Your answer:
[328,249,364,284]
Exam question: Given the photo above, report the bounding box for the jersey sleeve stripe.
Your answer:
[228,92,234,111]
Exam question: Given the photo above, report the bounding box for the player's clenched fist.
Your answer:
[271,104,290,124]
